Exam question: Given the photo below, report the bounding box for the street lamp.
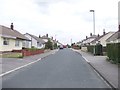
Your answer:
[90,10,95,35]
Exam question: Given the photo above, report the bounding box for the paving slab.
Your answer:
[72,49,118,88]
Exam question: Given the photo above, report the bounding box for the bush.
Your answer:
[87,44,103,55]
[45,39,53,50]
[87,45,94,53]
[54,43,58,49]
[107,43,120,63]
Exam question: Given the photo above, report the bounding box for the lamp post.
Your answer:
[90,10,95,35]
[90,10,96,55]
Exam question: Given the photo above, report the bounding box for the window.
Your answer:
[37,42,42,47]
[3,38,9,45]
[15,40,20,47]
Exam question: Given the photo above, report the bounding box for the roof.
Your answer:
[25,33,45,44]
[91,33,108,43]
[91,32,115,43]
[106,31,120,42]
[41,35,50,39]
[82,35,97,42]
[0,25,30,40]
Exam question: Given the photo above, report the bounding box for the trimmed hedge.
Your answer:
[87,45,94,53]
[87,44,103,55]
[107,43,120,63]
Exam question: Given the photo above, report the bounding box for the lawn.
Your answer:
[0,53,23,58]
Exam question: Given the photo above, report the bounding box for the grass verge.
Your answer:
[0,53,23,58]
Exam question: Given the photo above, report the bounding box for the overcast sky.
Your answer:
[0,0,119,44]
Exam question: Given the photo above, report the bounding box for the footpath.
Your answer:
[0,49,58,76]
[72,49,118,89]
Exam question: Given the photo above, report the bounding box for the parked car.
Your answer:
[59,45,63,49]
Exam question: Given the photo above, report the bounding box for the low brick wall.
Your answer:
[12,49,44,56]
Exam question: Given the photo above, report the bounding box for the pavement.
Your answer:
[0,49,58,75]
[72,49,118,89]
[2,49,109,88]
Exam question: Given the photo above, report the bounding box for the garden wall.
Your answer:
[12,49,44,56]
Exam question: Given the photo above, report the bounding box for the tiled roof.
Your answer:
[106,31,120,42]
[0,25,30,40]
[91,32,115,43]
[82,35,97,42]
[41,36,50,39]
[26,33,45,44]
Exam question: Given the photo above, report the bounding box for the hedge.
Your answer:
[87,45,94,53]
[107,43,120,63]
[87,44,103,55]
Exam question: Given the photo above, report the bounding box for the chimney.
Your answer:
[98,34,100,37]
[51,37,53,40]
[86,36,88,39]
[90,33,92,37]
[10,23,14,30]
[39,35,41,38]
[103,29,106,35]
[46,34,48,37]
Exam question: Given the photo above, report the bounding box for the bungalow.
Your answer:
[0,23,30,52]
[91,30,115,47]
[41,34,50,43]
[81,33,97,46]
[24,33,45,49]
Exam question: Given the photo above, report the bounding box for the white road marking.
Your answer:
[81,56,90,63]
[0,58,41,77]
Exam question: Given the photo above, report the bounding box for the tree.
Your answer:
[45,39,53,50]
[54,43,58,49]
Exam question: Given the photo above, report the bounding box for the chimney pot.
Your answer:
[98,34,100,37]
[10,23,14,30]
[90,33,92,36]
[86,36,88,39]
[46,34,48,37]
[39,35,41,38]
[103,29,106,35]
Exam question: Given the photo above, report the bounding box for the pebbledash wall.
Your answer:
[0,37,23,52]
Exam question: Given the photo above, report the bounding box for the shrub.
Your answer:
[87,45,94,53]
[45,39,53,50]
[87,44,103,55]
[107,43,120,64]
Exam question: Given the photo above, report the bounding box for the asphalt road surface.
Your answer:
[2,49,110,88]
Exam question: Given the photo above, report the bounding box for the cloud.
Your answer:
[0,0,119,44]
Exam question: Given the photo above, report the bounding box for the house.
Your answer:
[24,33,45,49]
[91,30,115,47]
[106,31,120,43]
[57,41,63,46]
[0,23,30,52]
[76,41,82,46]
[41,34,58,48]
[41,34,50,43]
[81,33,97,46]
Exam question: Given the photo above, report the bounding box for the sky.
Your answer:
[0,0,119,45]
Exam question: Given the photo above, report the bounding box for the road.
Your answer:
[2,49,110,88]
